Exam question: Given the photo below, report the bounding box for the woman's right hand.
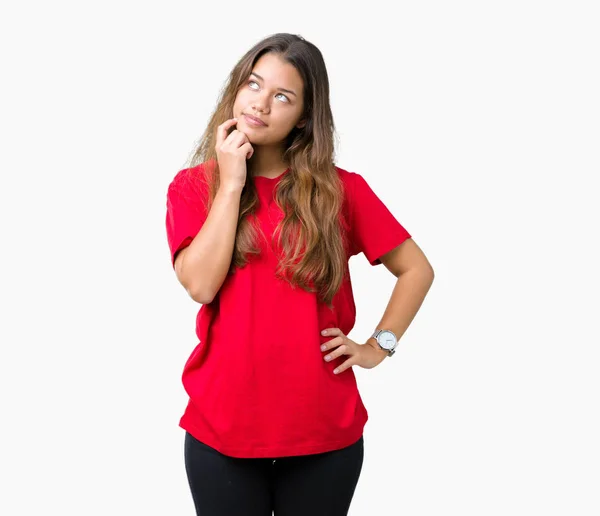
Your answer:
[215,118,254,190]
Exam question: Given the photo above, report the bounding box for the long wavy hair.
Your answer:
[184,33,348,308]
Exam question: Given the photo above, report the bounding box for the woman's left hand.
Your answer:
[320,327,388,374]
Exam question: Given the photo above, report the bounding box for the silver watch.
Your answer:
[371,329,398,357]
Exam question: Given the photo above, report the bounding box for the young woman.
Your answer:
[165,33,434,516]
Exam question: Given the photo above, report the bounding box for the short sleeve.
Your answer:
[349,172,412,266]
[165,166,210,268]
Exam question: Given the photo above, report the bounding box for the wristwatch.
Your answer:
[371,329,398,357]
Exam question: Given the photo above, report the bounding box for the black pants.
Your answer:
[184,432,364,516]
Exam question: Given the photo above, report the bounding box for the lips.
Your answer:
[243,113,267,126]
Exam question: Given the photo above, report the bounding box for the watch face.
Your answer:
[378,330,397,350]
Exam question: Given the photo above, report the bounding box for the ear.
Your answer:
[296,118,307,129]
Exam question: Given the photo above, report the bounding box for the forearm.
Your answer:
[178,184,243,303]
[366,268,434,353]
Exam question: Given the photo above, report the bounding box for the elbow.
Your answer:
[425,265,435,285]
[410,263,434,284]
[187,281,218,304]
[421,257,435,281]
[188,287,214,305]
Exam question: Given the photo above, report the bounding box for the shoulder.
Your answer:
[333,164,370,185]
[333,164,369,201]
[333,165,357,194]
[167,161,213,197]
[333,165,355,184]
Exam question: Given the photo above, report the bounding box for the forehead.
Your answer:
[251,53,304,93]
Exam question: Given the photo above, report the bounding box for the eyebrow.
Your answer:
[250,72,297,97]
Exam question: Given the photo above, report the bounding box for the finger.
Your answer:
[333,357,355,375]
[320,335,344,352]
[216,118,239,148]
[226,129,250,148]
[240,141,253,159]
[323,343,349,363]
[321,327,342,337]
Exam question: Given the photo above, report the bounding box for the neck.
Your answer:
[248,146,288,178]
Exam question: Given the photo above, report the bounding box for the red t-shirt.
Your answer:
[165,162,411,458]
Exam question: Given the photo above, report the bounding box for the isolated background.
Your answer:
[2,1,599,515]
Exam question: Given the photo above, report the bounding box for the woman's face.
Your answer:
[233,52,306,146]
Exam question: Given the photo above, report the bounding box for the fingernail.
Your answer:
[333,369,339,374]
[320,345,326,351]
[321,330,327,335]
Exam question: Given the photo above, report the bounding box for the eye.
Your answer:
[247,80,290,103]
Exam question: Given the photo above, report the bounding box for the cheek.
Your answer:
[264,116,296,139]
[232,91,247,112]
[282,113,302,133]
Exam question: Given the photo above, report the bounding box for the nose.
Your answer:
[252,92,270,114]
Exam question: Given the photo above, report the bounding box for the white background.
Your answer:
[2,1,599,515]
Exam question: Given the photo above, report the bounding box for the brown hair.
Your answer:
[185,33,348,307]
